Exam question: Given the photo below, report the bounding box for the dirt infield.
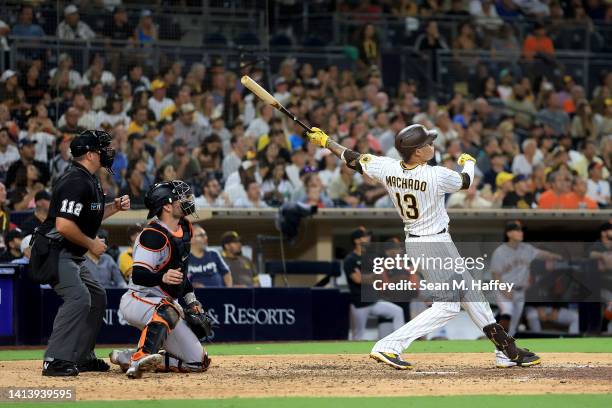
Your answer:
[1,353,610,400]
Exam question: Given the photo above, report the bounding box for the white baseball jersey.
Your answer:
[359,154,463,236]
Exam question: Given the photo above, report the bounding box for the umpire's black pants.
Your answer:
[44,250,107,364]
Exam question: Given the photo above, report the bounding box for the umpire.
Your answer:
[31,130,131,376]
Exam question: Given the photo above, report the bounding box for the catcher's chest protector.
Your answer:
[148,219,193,298]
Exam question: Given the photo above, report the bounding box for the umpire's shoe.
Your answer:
[78,358,110,372]
[126,354,163,379]
[369,351,413,370]
[42,359,79,377]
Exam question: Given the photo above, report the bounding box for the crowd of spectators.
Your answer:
[0,1,609,261]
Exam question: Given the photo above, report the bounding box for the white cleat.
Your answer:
[126,354,163,379]
[109,349,135,373]
[495,349,517,368]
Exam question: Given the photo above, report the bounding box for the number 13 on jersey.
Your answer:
[395,193,419,220]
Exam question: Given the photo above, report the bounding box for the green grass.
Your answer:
[2,395,611,408]
[1,338,610,361]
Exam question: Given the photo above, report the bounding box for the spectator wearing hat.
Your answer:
[133,9,158,46]
[5,139,49,190]
[209,112,232,153]
[503,175,536,209]
[83,232,126,289]
[0,69,26,113]
[159,138,201,183]
[233,178,269,208]
[11,5,45,38]
[586,162,610,207]
[511,138,543,177]
[20,190,50,235]
[286,147,307,190]
[538,171,572,209]
[0,127,19,180]
[173,103,207,149]
[57,4,95,40]
[118,224,143,283]
[344,227,404,340]
[273,77,291,106]
[221,231,259,287]
[0,229,22,262]
[148,80,173,121]
[187,225,232,288]
[11,233,32,265]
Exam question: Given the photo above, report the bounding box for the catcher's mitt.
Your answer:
[184,301,216,341]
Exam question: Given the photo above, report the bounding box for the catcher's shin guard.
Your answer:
[483,323,541,366]
[132,299,181,362]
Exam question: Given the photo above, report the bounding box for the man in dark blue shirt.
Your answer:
[187,225,232,287]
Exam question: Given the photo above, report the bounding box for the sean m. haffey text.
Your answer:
[370,253,515,293]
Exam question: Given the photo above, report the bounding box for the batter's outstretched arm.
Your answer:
[307,127,364,174]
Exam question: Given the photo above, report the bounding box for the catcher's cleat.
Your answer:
[109,349,135,373]
[126,353,163,379]
[77,358,110,372]
[369,351,413,370]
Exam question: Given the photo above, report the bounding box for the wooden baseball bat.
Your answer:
[240,75,312,132]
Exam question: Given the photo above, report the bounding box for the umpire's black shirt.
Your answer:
[343,251,373,308]
[37,161,105,256]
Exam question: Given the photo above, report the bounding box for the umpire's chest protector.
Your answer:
[148,218,193,298]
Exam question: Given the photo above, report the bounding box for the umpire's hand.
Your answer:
[90,236,107,257]
[114,195,131,211]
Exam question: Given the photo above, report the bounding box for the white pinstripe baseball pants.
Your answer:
[372,233,496,354]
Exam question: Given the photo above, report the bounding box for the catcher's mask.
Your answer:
[70,129,116,172]
[144,180,196,219]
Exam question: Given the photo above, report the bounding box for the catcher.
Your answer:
[109,180,214,379]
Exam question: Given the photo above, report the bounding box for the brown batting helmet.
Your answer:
[394,124,438,162]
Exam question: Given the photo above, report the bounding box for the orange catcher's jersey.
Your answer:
[359,154,464,236]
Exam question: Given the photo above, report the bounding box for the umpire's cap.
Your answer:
[395,124,437,162]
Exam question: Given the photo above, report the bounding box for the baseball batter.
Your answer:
[306,124,541,369]
[108,180,214,378]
